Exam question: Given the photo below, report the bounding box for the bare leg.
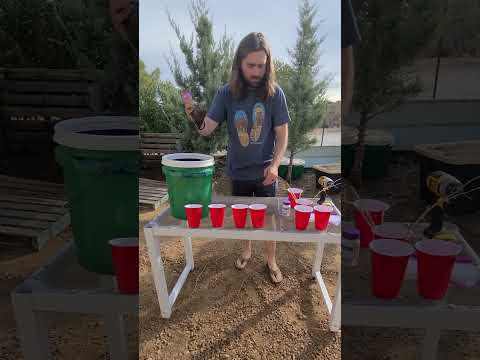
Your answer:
[242,240,252,259]
[264,241,278,269]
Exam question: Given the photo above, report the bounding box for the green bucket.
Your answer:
[162,153,215,220]
[342,127,393,179]
[54,117,139,274]
[341,127,357,178]
[278,158,306,181]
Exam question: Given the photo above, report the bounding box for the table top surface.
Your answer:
[145,195,341,243]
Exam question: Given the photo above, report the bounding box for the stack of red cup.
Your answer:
[109,238,139,294]
[313,205,332,231]
[294,205,313,231]
[208,204,226,227]
[249,204,267,229]
[231,204,248,228]
[369,238,414,299]
[414,239,462,299]
[185,204,203,228]
[287,188,303,208]
[353,199,389,247]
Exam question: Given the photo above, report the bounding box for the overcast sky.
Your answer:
[140,0,341,101]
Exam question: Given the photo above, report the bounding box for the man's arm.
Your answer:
[197,117,219,137]
[184,101,219,136]
[263,123,288,185]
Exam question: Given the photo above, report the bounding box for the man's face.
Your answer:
[240,50,267,87]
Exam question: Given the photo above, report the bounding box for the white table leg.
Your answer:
[329,269,341,332]
[312,241,325,278]
[421,328,440,360]
[99,276,128,360]
[11,293,51,360]
[183,235,194,271]
[144,227,172,318]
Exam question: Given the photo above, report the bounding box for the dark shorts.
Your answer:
[231,179,277,197]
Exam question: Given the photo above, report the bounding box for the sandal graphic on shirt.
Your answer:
[234,110,250,147]
[250,103,265,142]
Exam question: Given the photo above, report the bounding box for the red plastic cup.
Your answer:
[208,204,226,227]
[369,239,414,299]
[184,204,203,228]
[231,204,248,228]
[294,205,313,231]
[109,238,139,294]
[374,223,413,242]
[249,204,267,229]
[287,188,303,208]
[415,239,462,300]
[314,205,333,231]
[353,199,389,248]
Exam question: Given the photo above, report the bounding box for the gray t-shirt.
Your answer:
[207,84,290,180]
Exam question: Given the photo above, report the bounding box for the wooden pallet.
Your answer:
[0,175,70,250]
[141,133,181,168]
[0,67,102,154]
[139,177,169,210]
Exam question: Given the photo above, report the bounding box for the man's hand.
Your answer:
[183,98,194,121]
[263,164,279,186]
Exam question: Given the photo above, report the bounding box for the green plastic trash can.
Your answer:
[278,158,306,181]
[342,127,393,179]
[162,153,215,220]
[341,127,357,178]
[363,129,394,179]
[54,117,139,274]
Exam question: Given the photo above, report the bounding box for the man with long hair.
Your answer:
[184,32,290,284]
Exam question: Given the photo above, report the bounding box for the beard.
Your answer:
[241,72,265,89]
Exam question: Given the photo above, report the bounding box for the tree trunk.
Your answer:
[321,121,325,146]
[433,37,443,100]
[349,112,368,189]
[287,152,295,185]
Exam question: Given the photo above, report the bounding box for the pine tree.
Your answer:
[349,0,437,188]
[139,60,184,133]
[167,0,234,154]
[282,0,329,184]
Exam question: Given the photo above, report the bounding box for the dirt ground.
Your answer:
[138,168,342,360]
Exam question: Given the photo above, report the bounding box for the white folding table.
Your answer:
[342,222,480,360]
[144,195,342,331]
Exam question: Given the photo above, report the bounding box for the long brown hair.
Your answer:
[229,32,276,101]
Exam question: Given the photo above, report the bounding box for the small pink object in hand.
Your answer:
[181,90,192,103]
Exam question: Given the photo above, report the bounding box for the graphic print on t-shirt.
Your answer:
[234,110,250,147]
[250,103,265,143]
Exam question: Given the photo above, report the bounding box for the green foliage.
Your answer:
[0,0,112,68]
[274,59,294,89]
[429,0,480,57]
[349,0,437,187]
[279,0,329,182]
[167,0,234,153]
[139,60,185,133]
[352,0,437,120]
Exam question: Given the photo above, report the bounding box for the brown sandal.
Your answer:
[235,255,250,270]
[265,263,283,284]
